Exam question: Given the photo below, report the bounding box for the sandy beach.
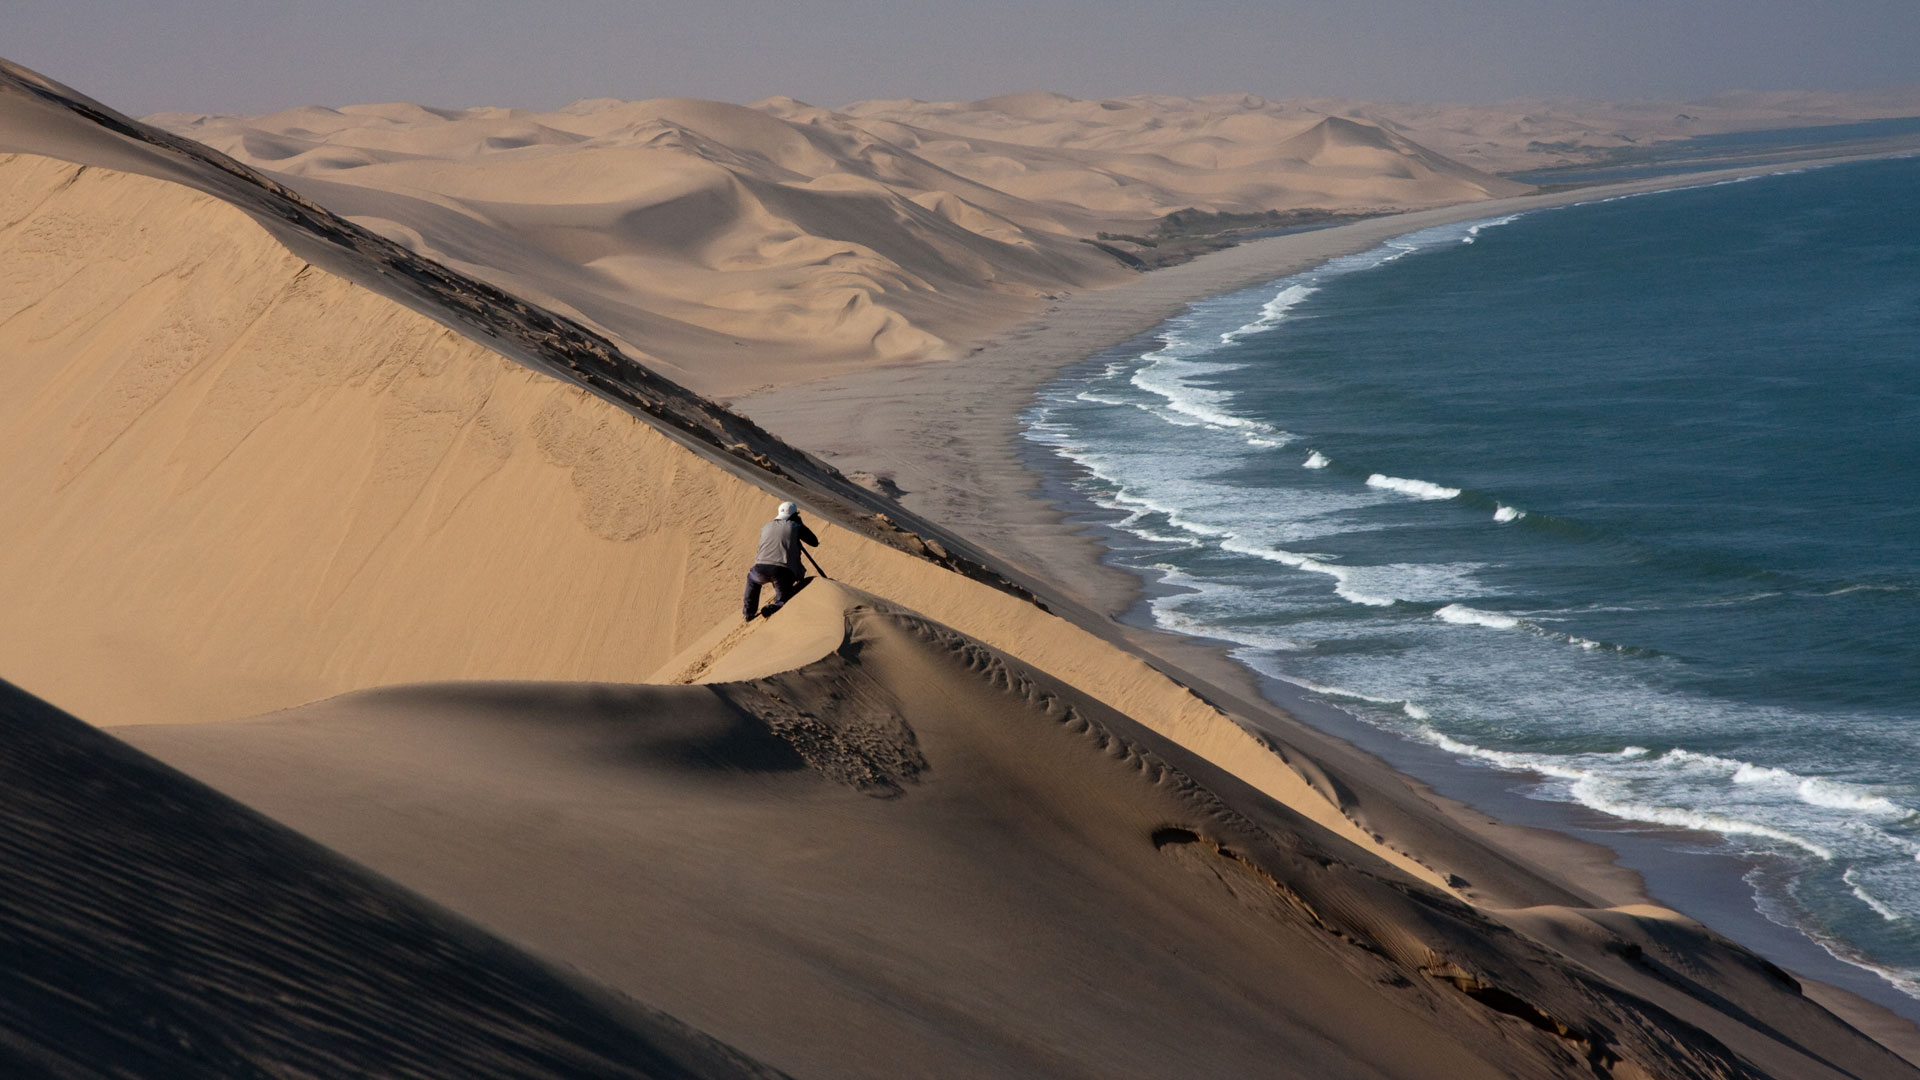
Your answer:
[7,52,1920,1076]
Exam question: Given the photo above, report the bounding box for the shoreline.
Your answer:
[735,136,1920,624]
[736,139,1920,1055]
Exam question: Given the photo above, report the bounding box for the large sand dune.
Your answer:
[843,88,1920,181]
[142,83,1920,398]
[148,89,1524,395]
[5,58,1919,1076]
[121,583,1917,1079]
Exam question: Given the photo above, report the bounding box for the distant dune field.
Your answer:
[150,91,1524,394]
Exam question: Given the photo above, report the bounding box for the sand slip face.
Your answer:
[120,582,1914,1080]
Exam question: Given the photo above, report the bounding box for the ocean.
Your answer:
[1023,154,1920,1010]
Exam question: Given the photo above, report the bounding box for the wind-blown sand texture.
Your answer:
[5,57,1920,1077]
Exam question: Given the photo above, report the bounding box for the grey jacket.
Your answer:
[755,517,818,574]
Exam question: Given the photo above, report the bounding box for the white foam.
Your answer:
[1845,869,1905,922]
[1220,282,1318,343]
[1273,674,1406,707]
[1493,504,1526,523]
[1730,763,1909,816]
[1127,358,1294,446]
[1302,451,1331,469]
[1566,775,1835,859]
[1411,727,1590,781]
[1733,763,1794,784]
[1797,779,1908,816]
[1461,214,1520,242]
[1400,726,1843,861]
[1366,474,1461,500]
[1222,538,1494,609]
[1434,604,1523,630]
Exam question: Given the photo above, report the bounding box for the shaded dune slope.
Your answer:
[123,583,1914,1080]
[0,680,782,1079]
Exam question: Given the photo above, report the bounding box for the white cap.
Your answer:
[777,501,797,519]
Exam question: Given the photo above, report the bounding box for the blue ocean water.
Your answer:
[1024,156,1920,1000]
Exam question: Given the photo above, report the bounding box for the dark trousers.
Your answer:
[743,563,798,618]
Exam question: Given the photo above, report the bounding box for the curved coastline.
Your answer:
[737,140,1920,1056]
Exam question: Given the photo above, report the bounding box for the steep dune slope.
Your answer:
[0,680,781,1079]
[0,60,1479,900]
[121,584,1917,1080]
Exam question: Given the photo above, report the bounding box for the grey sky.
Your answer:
[10,0,1918,117]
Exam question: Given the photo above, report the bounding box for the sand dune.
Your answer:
[147,96,1133,393]
[128,83,1920,395]
[120,582,1918,1079]
[145,88,1524,395]
[0,679,782,1079]
[828,93,1529,223]
[1322,88,1920,173]
[846,88,1920,181]
[6,57,1920,1076]
[0,60,1483,899]
[0,143,1490,900]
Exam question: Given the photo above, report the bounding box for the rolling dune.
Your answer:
[844,88,1920,184]
[149,89,1524,396]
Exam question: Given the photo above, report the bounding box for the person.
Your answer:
[742,501,819,620]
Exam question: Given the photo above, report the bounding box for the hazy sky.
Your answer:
[11,0,1919,117]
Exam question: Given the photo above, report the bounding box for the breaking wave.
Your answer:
[1366,474,1461,500]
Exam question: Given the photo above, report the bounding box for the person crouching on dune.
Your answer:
[743,501,819,620]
